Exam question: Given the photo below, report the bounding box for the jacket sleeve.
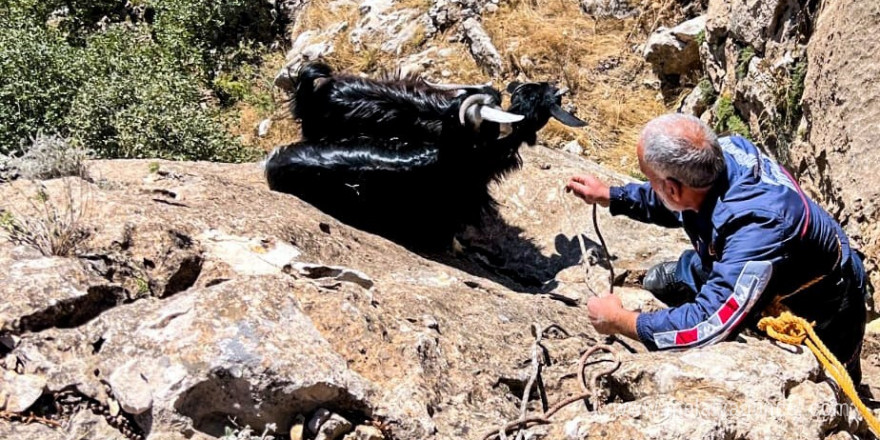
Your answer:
[635,215,788,350]
[608,183,682,228]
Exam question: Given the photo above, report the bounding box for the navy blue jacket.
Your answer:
[609,136,862,351]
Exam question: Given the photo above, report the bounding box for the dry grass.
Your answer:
[482,0,667,172]
[222,51,303,151]
[1,179,92,257]
[240,0,680,175]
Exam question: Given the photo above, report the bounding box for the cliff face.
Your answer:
[799,0,880,306]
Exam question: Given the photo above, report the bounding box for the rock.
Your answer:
[725,0,786,52]
[315,413,353,440]
[679,83,711,116]
[343,424,385,440]
[0,370,46,412]
[198,229,300,276]
[275,22,347,91]
[287,262,374,289]
[462,18,504,76]
[257,118,272,138]
[290,419,305,440]
[108,359,152,415]
[5,147,857,439]
[0,422,64,440]
[578,0,638,19]
[800,0,880,309]
[348,2,427,54]
[867,318,880,334]
[562,338,841,439]
[0,250,126,334]
[643,15,706,77]
[92,277,375,437]
[562,140,584,156]
[66,410,129,440]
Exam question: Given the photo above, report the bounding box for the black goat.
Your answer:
[292,62,514,143]
[266,66,586,250]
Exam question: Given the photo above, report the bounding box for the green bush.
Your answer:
[64,25,252,161]
[736,46,756,80]
[714,96,751,139]
[0,13,80,155]
[0,0,278,162]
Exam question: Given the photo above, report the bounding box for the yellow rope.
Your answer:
[758,307,880,435]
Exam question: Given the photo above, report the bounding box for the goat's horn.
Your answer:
[550,104,587,127]
[459,94,496,125]
[479,106,525,123]
[555,87,570,97]
[425,80,493,91]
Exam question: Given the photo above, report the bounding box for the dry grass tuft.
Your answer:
[1,179,92,257]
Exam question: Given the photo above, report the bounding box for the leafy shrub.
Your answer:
[714,95,751,139]
[0,0,279,162]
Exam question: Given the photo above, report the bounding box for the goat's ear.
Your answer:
[550,105,587,127]
[313,77,332,91]
[506,82,522,93]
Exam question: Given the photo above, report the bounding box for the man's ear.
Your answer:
[665,177,683,201]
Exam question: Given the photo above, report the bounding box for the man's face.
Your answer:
[637,142,685,212]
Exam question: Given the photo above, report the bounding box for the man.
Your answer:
[566,113,868,383]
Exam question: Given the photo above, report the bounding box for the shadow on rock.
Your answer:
[426,210,612,294]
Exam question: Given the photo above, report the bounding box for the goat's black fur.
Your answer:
[268,64,586,250]
[294,62,502,143]
[265,137,496,248]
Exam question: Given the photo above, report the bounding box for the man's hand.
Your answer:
[566,175,611,207]
[586,294,640,341]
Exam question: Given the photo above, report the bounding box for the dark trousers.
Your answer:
[663,250,867,385]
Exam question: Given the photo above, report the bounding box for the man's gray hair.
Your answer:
[640,113,725,188]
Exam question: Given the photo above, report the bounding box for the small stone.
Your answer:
[108,397,120,417]
[484,3,498,13]
[316,413,354,440]
[866,317,880,334]
[290,423,305,440]
[562,140,584,155]
[441,70,452,78]
[257,119,272,138]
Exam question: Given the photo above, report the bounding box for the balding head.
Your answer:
[637,113,725,188]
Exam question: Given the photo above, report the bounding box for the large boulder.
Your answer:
[643,15,706,78]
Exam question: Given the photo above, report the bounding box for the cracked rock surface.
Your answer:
[1,148,875,439]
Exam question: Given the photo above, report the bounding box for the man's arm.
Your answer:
[590,215,788,349]
[565,175,681,228]
[608,182,682,228]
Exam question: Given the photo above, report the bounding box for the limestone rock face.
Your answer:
[0,147,873,439]
[799,0,880,307]
[643,15,706,78]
